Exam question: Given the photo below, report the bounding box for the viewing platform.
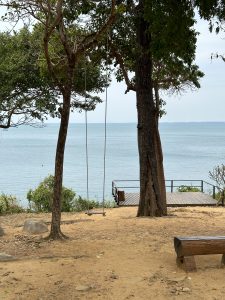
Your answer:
[112,180,220,207]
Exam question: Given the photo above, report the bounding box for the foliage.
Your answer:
[194,0,225,62]
[0,28,58,128]
[209,164,225,188]
[27,175,76,212]
[73,196,100,212]
[90,0,204,117]
[194,0,225,22]
[27,178,116,213]
[209,164,225,203]
[0,193,25,214]
[73,197,116,212]
[0,24,108,129]
[177,185,201,192]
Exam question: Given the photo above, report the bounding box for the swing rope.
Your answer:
[85,33,109,216]
[84,61,89,203]
[102,33,109,215]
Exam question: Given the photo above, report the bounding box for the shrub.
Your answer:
[103,200,117,208]
[0,194,24,214]
[73,198,116,212]
[209,164,225,205]
[177,185,201,192]
[27,175,116,213]
[73,196,100,212]
[27,175,76,212]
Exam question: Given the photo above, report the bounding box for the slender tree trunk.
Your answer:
[49,89,71,239]
[136,1,167,217]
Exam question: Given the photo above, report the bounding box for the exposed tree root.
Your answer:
[46,230,69,241]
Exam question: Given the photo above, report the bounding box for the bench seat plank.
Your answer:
[174,236,225,257]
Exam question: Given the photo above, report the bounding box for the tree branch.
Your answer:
[109,39,136,93]
[76,0,117,55]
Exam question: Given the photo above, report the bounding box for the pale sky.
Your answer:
[0,11,224,123]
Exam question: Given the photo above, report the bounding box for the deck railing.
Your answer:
[112,179,221,201]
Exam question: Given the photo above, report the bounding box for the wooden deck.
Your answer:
[117,192,217,207]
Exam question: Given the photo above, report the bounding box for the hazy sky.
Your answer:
[0,11,224,123]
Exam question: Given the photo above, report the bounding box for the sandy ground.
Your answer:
[1,206,225,300]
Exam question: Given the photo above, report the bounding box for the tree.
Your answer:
[1,0,116,239]
[27,175,76,212]
[0,28,58,128]
[209,164,225,204]
[92,0,203,216]
[135,0,203,216]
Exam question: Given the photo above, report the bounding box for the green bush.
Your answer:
[73,196,100,212]
[177,185,201,192]
[27,175,117,213]
[213,191,225,205]
[0,194,25,214]
[27,175,76,212]
[72,197,116,212]
[103,200,117,208]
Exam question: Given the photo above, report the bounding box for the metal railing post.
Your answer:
[171,180,173,193]
[112,181,114,196]
[213,186,215,199]
[201,180,204,193]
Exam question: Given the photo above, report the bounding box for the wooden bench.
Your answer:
[174,236,225,272]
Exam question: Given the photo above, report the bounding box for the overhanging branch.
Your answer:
[109,39,136,93]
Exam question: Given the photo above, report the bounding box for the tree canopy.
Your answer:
[0,28,57,128]
[0,24,109,128]
[89,0,204,118]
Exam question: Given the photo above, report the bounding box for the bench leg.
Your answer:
[221,254,225,267]
[176,256,197,272]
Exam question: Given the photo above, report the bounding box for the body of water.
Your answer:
[0,122,224,206]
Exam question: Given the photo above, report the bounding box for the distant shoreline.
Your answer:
[43,121,225,125]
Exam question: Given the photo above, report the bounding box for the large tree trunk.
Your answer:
[49,90,71,239]
[136,1,167,217]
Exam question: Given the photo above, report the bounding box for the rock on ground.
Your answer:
[0,253,16,261]
[75,285,92,292]
[23,219,48,234]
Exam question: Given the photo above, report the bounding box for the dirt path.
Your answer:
[1,207,225,299]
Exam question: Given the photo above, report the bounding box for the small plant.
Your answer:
[103,200,117,208]
[73,196,100,212]
[27,175,76,212]
[209,164,225,205]
[0,194,24,214]
[177,185,201,192]
[73,198,116,212]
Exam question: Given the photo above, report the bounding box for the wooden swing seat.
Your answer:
[85,211,106,216]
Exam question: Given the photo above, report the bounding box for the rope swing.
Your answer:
[85,34,109,216]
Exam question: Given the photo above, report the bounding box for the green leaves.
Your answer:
[27,175,76,212]
[0,28,58,128]
[143,0,197,64]
[0,22,108,128]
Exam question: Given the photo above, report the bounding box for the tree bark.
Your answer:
[136,1,167,217]
[49,89,71,239]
